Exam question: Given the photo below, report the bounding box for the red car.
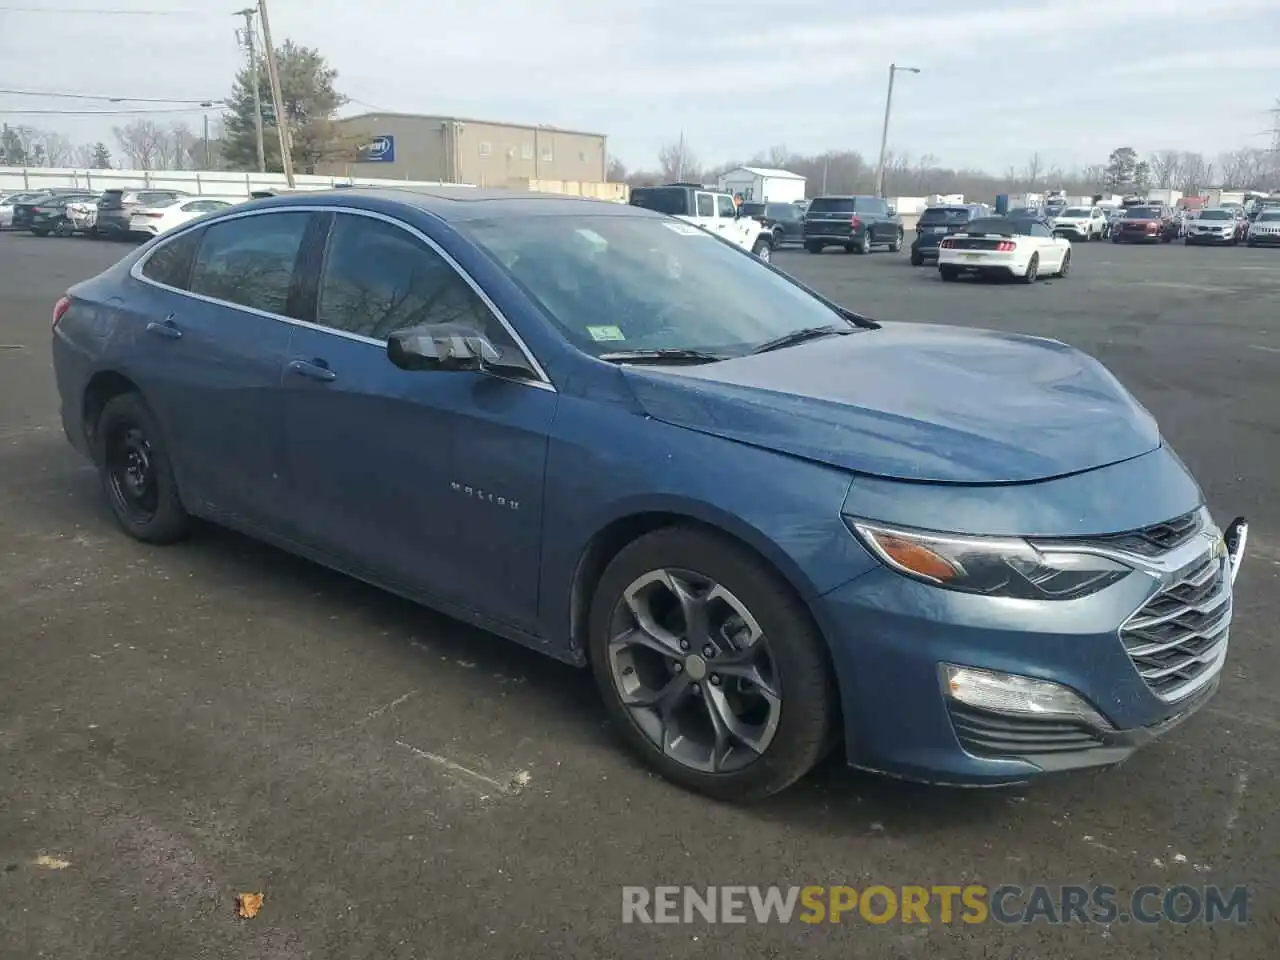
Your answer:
[1111,205,1178,244]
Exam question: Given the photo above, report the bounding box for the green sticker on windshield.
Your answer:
[587,325,626,342]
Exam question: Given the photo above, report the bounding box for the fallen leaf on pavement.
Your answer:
[32,855,71,870]
[236,892,265,918]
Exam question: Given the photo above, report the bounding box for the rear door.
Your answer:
[128,210,311,523]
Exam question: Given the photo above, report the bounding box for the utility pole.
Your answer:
[235,7,266,173]
[874,63,921,199]
[258,0,295,187]
[675,130,685,182]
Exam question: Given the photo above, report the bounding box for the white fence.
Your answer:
[0,166,474,195]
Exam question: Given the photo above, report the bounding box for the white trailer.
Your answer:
[716,166,807,204]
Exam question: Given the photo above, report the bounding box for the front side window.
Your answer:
[716,195,737,218]
[189,211,310,316]
[140,228,203,289]
[316,213,510,345]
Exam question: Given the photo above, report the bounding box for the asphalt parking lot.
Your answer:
[2,231,1278,959]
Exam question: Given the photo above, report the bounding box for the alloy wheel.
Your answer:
[606,568,782,774]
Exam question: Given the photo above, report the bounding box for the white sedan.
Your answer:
[937,215,1071,283]
[129,195,248,236]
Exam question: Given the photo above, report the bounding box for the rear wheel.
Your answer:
[910,250,924,266]
[804,241,823,254]
[588,527,838,801]
[95,392,190,544]
[1022,254,1040,283]
[940,266,959,282]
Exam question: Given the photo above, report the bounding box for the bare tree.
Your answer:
[113,120,166,170]
[765,144,790,168]
[606,155,627,182]
[1148,150,1181,189]
[35,131,74,167]
[1023,152,1043,189]
[1080,164,1106,190]
[657,139,700,182]
[72,143,97,168]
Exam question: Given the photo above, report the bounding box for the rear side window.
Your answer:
[807,197,855,214]
[316,213,506,343]
[765,203,796,218]
[853,197,885,213]
[189,212,310,316]
[141,228,203,289]
[629,187,689,216]
[98,190,125,209]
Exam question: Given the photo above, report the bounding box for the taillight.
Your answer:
[850,216,862,229]
[53,295,71,328]
[996,241,1016,252]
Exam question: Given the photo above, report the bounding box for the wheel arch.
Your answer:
[82,369,143,456]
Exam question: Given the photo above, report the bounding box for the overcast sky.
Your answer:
[1,0,1277,173]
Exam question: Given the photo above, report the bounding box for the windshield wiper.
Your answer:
[598,348,729,364]
[750,325,854,355]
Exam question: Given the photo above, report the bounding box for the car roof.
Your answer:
[244,186,654,223]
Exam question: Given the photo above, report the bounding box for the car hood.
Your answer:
[621,323,1160,484]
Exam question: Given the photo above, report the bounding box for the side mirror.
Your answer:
[387,322,530,377]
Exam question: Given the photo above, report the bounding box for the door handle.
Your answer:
[145,319,182,339]
[288,358,337,382]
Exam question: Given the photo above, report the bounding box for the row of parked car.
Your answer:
[0,186,249,239]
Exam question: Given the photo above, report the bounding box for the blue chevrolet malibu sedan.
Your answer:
[51,188,1248,800]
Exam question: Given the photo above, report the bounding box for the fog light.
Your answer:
[940,664,1111,729]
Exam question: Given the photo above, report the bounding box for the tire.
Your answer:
[855,231,872,255]
[1022,254,1039,283]
[939,266,958,282]
[888,230,903,253]
[587,527,838,801]
[31,228,49,237]
[804,241,823,254]
[751,236,773,262]
[94,392,190,544]
[910,251,923,266]
[1057,249,1071,277]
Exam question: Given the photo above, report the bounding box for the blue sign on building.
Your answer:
[358,135,395,163]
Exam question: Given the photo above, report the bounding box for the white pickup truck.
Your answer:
[629,184,775,261]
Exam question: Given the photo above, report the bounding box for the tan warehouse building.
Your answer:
[323,112,609,186]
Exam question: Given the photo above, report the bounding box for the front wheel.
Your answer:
[588,527,838,801]
[31,228,49,237]
[95,392,190,544]
[1057,249,1071,277]
[751,236,773,262]
[888,230,903,253]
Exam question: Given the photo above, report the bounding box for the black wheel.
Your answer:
[939,266,958,282]
[804,241,822,254]
[910,251,923,266]
[1022,253,1039,283]
[588,527,838,801]
[888,230,903,253]
[854,231,872,255]
[95,392,190,544]
[31,228,49,237]
[1057,249,1071,277]
[751,236,773,262]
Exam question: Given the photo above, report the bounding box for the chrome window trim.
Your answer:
[128,203,556,392]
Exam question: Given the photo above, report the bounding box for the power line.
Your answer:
[0,87,221,104]
[0,106,216,116]
[0,5,207,13]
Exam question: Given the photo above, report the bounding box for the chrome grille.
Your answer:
[1085,509,1202,557]
[1120,553,1231,702]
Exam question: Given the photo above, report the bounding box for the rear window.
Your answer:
[740,203,766,217]
[807,197,856,214]
[919,207,972,225]
[965,217,1034,236]
[765,203,797,218]
[629,187,689,216]
[98,190,125,208]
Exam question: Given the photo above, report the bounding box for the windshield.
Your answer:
[1198,210,1231,220]
[919,208,972,225]
[806,197,856,214]
[462,214,857,359]
[964,217,1034,236]
[1063,208,1092,217]
[1124,207,1159,219]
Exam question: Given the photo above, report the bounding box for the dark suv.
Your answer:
[740,201,805,246]
[802,195,903,254]
[910,204,989,266]
[95,188,189,238]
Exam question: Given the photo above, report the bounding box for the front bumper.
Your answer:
[1113,230,1162,243]
[1186,232,1236,244]
[816,508,1247,786]
[1247,232,1280,245]
[1052,224,1091,239]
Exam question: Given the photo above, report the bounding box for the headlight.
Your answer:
[846,520,1131,600]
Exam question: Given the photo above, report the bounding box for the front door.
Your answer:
[279,211,556,632]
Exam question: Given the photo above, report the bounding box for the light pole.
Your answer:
[874,63,920,199]
[201,101,214,168]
